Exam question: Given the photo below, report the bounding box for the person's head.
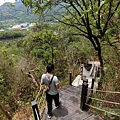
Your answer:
[46,64,54,73]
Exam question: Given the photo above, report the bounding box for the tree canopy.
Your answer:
[21,0,120,88]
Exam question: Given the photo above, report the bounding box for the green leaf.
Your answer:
[100,1,105,7]
[10,3,15,7]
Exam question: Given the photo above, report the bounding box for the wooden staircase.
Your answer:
[42,85,103,120]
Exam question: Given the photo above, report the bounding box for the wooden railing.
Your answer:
[80,78,120,118]
[80,63,120,119]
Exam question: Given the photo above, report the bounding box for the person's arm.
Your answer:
[40,74,44,85]
[56,84,60,89]
[54,76,60,89]
[41,83,44,85]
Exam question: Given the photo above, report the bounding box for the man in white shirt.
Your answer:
[41,64,61,119]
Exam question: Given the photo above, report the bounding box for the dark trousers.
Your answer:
[46,92,60,115]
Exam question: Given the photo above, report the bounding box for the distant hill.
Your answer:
[0,0,66,25]
[0,0,38,24]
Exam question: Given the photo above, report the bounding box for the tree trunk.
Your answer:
[97,47,105,89]
[91,35,105,89]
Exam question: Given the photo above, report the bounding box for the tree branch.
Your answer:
[103,1,120,35]
[51,15,88,35]
[71,33,88,38]
[74,0,84,11]
[58,3,84,26]
[69,1,87,27]
[87,37,98,50]
[97,0,102,35]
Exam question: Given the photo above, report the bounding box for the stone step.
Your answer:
[60,112,80,120]
[60,110,93,120]
[57,110,103,120]
[42,85,103,120]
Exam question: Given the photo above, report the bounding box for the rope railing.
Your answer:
[35,86,41,101]
[85,103,120,117]
[80,62,120,119]
[89,89,120,94]
[80,77,120,118]
[87,96,120,105]
[21,69,47,120]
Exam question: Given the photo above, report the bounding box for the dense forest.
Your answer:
[0,0,120,120]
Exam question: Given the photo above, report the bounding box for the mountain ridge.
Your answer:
[0,0,38,24]
[0,1,65,25]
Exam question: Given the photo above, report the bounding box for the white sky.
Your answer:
[0,0,16,6]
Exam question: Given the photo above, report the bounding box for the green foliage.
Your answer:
[0,2,120,117]
[21,1,120,81]
[10,3,15,7]
[0,45,17,119]
[0,30,25,40]
[18,29,59,64]
[0,1,38,23]
[0,73,4,84]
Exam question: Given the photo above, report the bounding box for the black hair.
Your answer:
[46,64,54,73]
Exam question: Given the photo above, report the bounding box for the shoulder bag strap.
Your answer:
[49,75,54,86]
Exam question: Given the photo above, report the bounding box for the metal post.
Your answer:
[91,78,95,94]
[69,72,72,86]
[80,78,88,110]
[80,64,83,80]
[31,100,40,120]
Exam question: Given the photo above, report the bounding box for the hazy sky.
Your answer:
[0,0,16,6]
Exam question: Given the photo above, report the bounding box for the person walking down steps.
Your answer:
[40,64,61,119]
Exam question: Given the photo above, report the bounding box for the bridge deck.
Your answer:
[42,85,103,120]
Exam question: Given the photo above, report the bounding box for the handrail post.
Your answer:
[80,64,83,80]
[91,78,95,94]
[69,72,72,86]
[80,78,88,110]
[31,100,40,120]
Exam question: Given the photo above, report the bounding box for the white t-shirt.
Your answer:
[41,74,59,95]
